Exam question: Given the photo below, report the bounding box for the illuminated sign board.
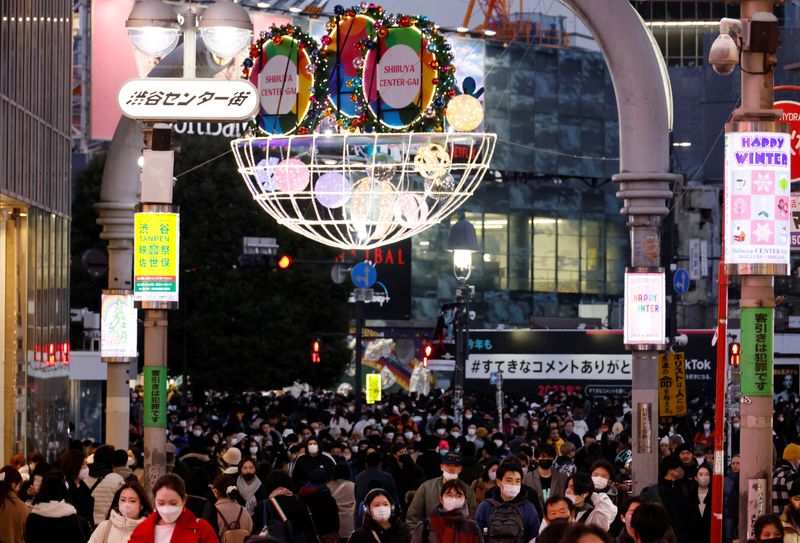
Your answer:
[134,212,179,303]
[101,291,138,360]
[624,271,665,346]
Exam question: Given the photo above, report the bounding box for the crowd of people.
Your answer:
[0,387,795,543]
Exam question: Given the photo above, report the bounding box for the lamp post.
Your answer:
[124,0,252,494]
[448,214,478,429]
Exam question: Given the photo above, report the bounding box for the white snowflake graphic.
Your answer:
[753,173,774,193]
[753,222,773,242]
[792,129,800,156]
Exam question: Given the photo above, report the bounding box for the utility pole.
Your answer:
[707,2,784,538]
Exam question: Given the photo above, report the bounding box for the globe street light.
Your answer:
[199,0,254,59]
[448,213,478,428]
[125,0,181,59]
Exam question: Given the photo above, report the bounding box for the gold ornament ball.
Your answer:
[446,94,484,132]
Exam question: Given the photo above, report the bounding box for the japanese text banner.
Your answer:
[466,354,632,381]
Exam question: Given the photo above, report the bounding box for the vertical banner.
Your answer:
[658,352,687,417]
[144,366,167,427]
[134,212,179,302]
[100,292,138,360]
[792,193,800,251]
[724,131,791,267]
[636,403,653,454]
[624,271,666,346]
[740,308,774,396]
[746,479,768,541]
[366,373,382,404]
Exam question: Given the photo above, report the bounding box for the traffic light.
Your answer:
[729,341,741,366]
[277,254,293,269]
[311,338,322,364]
[423,341,433,368]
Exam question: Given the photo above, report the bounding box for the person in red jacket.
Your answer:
[130,473,219,543]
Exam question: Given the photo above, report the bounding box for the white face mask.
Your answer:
[404,431,414,440]
[493,439,504,448]
[467,427,476,436]
[157,505,183,524]
[591,476,608,490]
[442,470,459,481]
[703,424,711,431]
[308,444,319,455]
[249,446,259,455]
[193,429,203,437]
[733,423,741,430]
[488,471,497,481]
[450,431,461,439]
[386,433,395,440]
[436,429,446,436]
[565,493,577,504]
[79,467,90,481]
[372,505,391,521]
[502,483,521,499]
[127,457,136,468]
[442,496,465,511]
[697,475,711,487]
[119,501,141,519]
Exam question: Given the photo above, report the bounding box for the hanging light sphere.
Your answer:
[315,172,352,209]
[425,174,456,200]
[367,162,396,182]
[273,158,310,193]
[349,178,397,238]
[254,157,278,191]
[414,143,452,179]
[393,193,429,228]
[446,94,484,132]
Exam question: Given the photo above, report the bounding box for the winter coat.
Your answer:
[641,478,696,543]
[572,492,619,533]
[459,457,483,487]
[411,504,482,543]
[299,483,340,539]
[25,500,92,543]
[88,509,147,543]
[214,497,252,540]
[406,477,477,530]
[290,453,337,488]
[88,471,126,525]
[475,493,540,543]
[251,492,317,541]
[355,466,401,506]
[349,514,411,543]
[782,508,800,543]
[69,480,95,525]
[522,469,567,514]
[129,507,219,543]
[0,491,30,543]
[328,479,356,539]
[388,460,427,513]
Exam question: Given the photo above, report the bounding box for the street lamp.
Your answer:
[125,0,181,58]
[448,213,478,428]
[199,0,254,59]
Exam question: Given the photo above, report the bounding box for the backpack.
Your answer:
[484,499,525,543]
[258,497,305,543]
[218,505,250,543]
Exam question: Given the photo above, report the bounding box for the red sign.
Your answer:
[775,100,800,181]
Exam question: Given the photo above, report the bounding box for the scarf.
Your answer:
[237,476,261,515]
[299,482,325,498]
[428,505,481,543]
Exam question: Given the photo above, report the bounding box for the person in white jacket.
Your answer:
[564,472,618,532]
[89,481,152,543]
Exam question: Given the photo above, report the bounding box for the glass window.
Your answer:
[482,213,508,290]
[508,215,530,291]
[533,217,556,292]
[581,220,603,294]
[557,219,580,293]
[605,222,627,295]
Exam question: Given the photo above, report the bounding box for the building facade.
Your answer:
[0,0,72,463]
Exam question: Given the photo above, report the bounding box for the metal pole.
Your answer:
[711,258,729,543]
[453,284,465,428]
[354,300,364,409]
[143,309,168,494]
[734,1,781,539]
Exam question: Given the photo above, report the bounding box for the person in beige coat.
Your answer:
[212,474,253,540]
[88,482,152,543]
[0,465,30,543]
[327,460,356,540]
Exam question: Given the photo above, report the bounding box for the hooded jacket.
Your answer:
[88,509,147,543]
[128,507,218,543]
[25,500,91,543]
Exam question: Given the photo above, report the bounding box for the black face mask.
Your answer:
[399,455,413,467]
[241,473,256,482]
[760,538,783,543]
[538,459,554,470]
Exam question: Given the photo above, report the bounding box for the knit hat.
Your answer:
[784,443,800,461]
[476,427,489,439]
[222,447,242,466]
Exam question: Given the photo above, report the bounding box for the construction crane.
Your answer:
[462,0,570,47]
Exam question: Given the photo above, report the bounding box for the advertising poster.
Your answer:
[658,352,687,417]
[134,212,179,303]
[774,365,799,404]
[100,292,138,360]
[144,366,167,427]
[740,308,774,396]
[623,271,665,346]
[724,131,791,267]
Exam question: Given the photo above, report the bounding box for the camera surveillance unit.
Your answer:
[709,18,742,76]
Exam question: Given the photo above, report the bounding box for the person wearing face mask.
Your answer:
[523,444,566,515]
[387,445,427,518]
[88,482,152,543]
[640,455,693,543]
[410,480,481,543]
[24,470,92,543]
[0,465,29,543]
[129,473,217,543]
[290,438,337,489]
[464,424,485,450]
[237,459,266,516]
[588,460,621,532]
[782,477,800,542]
[57,449,95,527]
[490,433,509,457]
[564,472,618,533]
[689,465,712,543]
[406,452,478,530]
[692,419,714,451]
[475,461,540,543]
[753,513,785,543]
[470,458,499,503]
[562,419,582,450]
[348,489,410,543]
[87,445,127,527]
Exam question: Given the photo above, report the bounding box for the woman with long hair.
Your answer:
[128,473,218,543]
[88,481,152,543]
[0,465,29,543]
[236,458,266,515]
[349,488,410,543]
[212,474,252,542]
[59,449,94,526]
[470,457,499,503]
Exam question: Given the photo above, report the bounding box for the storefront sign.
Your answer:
[776,100,800,181]
[100,292,138,360]
[466,354,631,381]
[724,131,791,266]
[144,366,167,427]
[741,308,774,396]
[792,193,800,251]
[624,271,665,346]
[118,78,259,121]
[134,212,179,303]
[366,373,382,404]
[658,352,687,417]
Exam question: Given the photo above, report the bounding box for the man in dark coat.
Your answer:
[355,451,401,506]
[641,454,697,543]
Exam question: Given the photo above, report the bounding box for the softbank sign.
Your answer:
[172,121,251,138]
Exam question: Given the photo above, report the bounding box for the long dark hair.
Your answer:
[108,481,153,520]
[0,465,22,509]
[34,470,71,505]
[57,450,85,484]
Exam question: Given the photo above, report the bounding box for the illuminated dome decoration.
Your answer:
[232,4,495,250]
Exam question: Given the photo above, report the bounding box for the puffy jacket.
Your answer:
[88,509,147,543]
[25,500,91,543]
[89,472,126,525]
[129,507,219,543]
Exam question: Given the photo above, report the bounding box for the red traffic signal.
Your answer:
[423,342,433,368]
[311,339,321,364]
[277,255,293,269]
[729,342,741,366]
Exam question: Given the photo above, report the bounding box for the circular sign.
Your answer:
[776,100,800,181]
[260,56,299,115]
[673,267,690,295]
[374,44,420,109]
[323,13,374,118]
[351,261,377,288]
[81,248,108,279]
